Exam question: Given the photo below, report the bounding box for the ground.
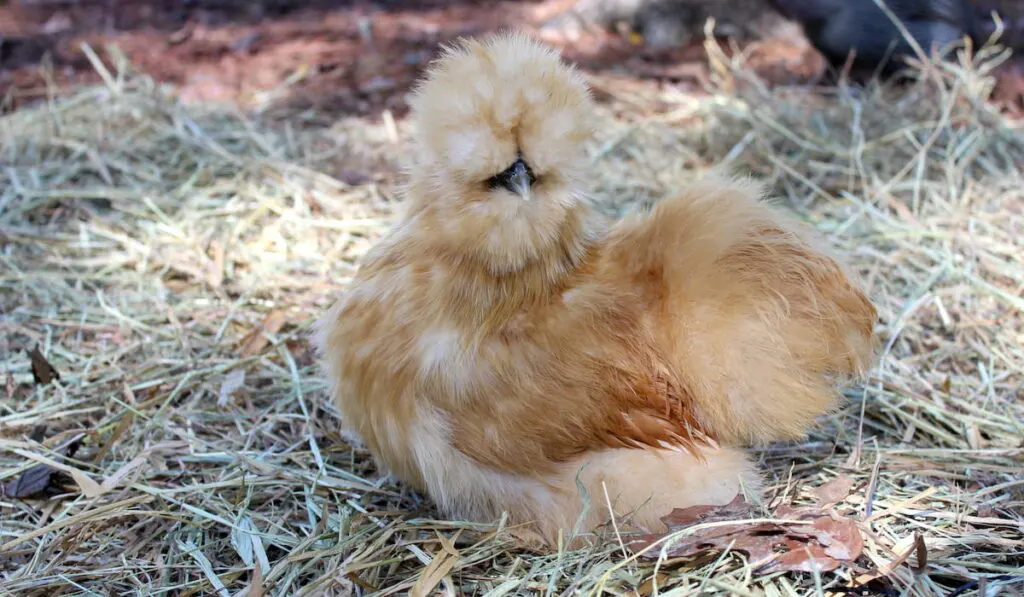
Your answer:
[3,0,1023,118]
[0,0,961,115]
[1,2,1023,597]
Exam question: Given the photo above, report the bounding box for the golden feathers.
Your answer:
[314,31,876,543]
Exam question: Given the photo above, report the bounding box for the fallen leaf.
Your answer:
[239,311,288,357]
[913,533,928,572]
[28,346,60,385]
[1,439,81,499]
[1,463,56,498]
[655,494,758,527]
[629,496,864,573]
[13,447,104,499]
[812,474,858,506]
[770,535,838,573]
[243,562,264,597]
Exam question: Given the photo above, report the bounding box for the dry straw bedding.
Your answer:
[1,39,1022,596]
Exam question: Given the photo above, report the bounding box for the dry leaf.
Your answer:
[812,474,858,506]
[13,448,104,499]
[773,505,864,571]
[656,494,759,526]
[239,310,288,357]
[913,533,928,572]
[28,346,60,385]
[240,561,264,597]
[1,463,57,498]
[629,496,864,573]
[1,439,81,499]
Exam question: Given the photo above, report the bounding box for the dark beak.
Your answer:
[491,158,535,201]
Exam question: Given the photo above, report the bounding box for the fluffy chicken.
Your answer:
[314,31,876,543]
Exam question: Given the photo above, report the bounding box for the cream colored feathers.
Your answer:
[314,31,876,544]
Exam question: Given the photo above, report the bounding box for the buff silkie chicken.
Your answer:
[314,31,876,544]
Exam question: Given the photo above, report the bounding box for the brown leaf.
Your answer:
[15,449,103,498]
[28,346,60,385]
[656,494,757,527]
[0,463,56,498]
[629,498,864,574]
[812,474,857,506]
[765,511,864,572]
[1,439,81,500]
[239,311,288,357]
[913,533,928,572]
[244,562,264,597]
[771,535,841,573]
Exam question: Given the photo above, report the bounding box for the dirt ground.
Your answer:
[2,0,1023,122]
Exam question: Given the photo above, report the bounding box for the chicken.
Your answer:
[314,31,876,543]
[764,0,981,78]
[547,0,1020,83]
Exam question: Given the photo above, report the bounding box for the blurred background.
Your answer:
[3,0,1022,123]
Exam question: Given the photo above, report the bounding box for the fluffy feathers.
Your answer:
[314,31,876,543]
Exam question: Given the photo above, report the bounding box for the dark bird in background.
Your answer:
[545,0,1024,84]
[764,0,984,78]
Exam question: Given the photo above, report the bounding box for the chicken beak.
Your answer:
[501,159,534,202]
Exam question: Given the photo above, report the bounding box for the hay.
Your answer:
[1,34,1022,596]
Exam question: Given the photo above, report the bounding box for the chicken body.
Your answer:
[315,32,876,543]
